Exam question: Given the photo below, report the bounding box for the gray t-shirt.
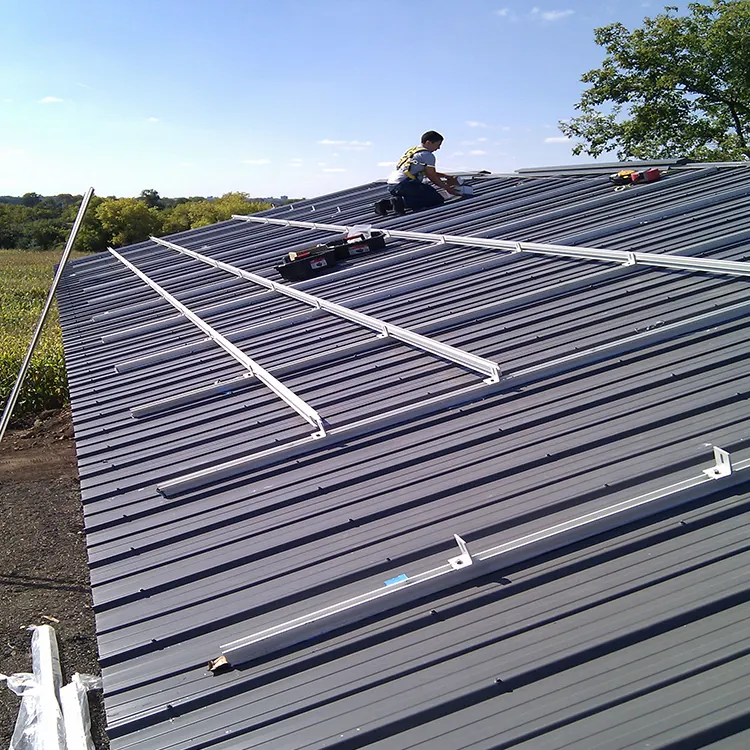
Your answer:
[387,148,436,184]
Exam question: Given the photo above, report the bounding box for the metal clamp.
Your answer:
[448,534,473,569]
[703,446,732,479]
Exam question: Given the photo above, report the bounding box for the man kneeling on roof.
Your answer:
[375,130,461,216]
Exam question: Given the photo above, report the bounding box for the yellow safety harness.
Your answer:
[396,146,430,180]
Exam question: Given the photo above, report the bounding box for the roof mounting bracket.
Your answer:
[624,252,637,266]
[448,534,474,570]
[703,446,732,479]
[513,242,525,253]
[217,450,750,666]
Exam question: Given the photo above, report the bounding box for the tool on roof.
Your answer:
[610,167,663,190]
[275,230,387,281]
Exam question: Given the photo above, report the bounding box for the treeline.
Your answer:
[0,190,280,253]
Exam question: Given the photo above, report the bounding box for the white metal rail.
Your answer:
[233,214,750,277]
[219,447,747,666]
[157,294,750,497]
[150,236,502,384]
[108,248,327,437]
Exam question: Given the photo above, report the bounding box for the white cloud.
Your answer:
[466,121,488,128]
[39,96,63,104]
[291,158,303,162]
[531,7,575,21]
[477,137,488,142]
[323,168,346,173]
[288,162,302,168]
[76,82,93,89]
[241,158,272,164]
[495,7,519,20]
[2,98,12,103]
[147,117,159,122]
[544,136,571,143]
[377,161,395,167]
[451,151,465,157]
[318,139,372,149]
[469,150,488,155]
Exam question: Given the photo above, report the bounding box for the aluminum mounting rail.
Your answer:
[219,446,748,666]
[107,248,327,437]
[157,294,750,497]
[150,236,502,384]
[233,214,750,277]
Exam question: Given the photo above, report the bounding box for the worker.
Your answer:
[375,130,461,216]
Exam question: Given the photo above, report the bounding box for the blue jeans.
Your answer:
[389,179,444,210]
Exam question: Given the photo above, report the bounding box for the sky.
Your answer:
[0,0,670,199]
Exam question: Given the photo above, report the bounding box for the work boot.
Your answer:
[391,196,406,215]
[374,199,391,217]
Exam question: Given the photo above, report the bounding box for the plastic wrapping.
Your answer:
[2,625,66,750]
[1,625,102,750]
[60,674,101,750]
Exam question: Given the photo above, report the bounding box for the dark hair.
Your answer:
[421,130,444,144]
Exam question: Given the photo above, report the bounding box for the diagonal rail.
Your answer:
[150,236,502,383]
[0,188,95,443]
[108,247,327,437]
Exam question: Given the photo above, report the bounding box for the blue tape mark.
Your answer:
[384,573,408,587]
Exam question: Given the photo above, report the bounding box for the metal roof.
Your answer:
[56,163,750,749]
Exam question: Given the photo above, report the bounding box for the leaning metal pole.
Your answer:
[0,187,94,443]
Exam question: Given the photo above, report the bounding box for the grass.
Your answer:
[0,249,84,423]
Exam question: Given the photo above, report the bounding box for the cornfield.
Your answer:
[0,249,79,422]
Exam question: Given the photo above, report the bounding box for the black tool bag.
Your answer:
[275,247,338,281]
[275,231,387,281]
[328,232,387,259]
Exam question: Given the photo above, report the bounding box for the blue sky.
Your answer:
[1,0,667,199]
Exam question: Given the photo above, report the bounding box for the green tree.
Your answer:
[29,219,67,250]
[139,188,162,209]
[65,196,108,253]
[560,0,750,161]
[96,198,163,248]
[20,192,43,208]
[160,193,271,234]
[0,204,24,248]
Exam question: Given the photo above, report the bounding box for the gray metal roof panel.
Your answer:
[56,163,750,748]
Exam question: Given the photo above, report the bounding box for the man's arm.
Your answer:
[423,165,460,195]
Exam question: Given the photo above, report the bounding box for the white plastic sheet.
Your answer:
[60,674,101,750]
[1,625,66,750]
[1,626,102,750]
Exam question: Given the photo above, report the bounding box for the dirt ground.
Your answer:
[0,408,109,749]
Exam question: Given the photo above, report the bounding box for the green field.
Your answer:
[0,249,83,422]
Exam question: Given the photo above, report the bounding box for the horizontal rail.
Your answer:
[220,449,749,665]
[233,214,750,277]
[108,248,326,437]
[150,236,502,383]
